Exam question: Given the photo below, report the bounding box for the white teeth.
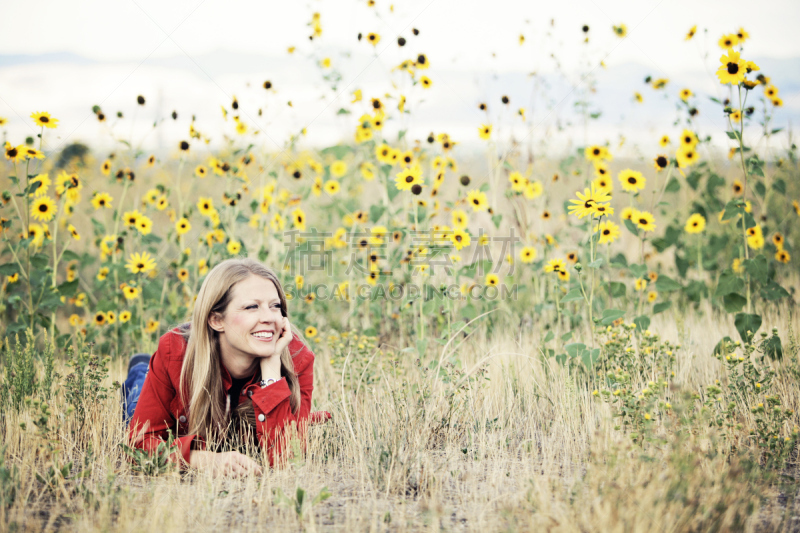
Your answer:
[252,332,274,339]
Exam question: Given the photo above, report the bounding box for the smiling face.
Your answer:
[208,274,286,376]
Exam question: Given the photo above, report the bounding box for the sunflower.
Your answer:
[616,169,645,193]
[31,111,59,129]
[653,155,669,171]
[730,109,742,123]
[395,166,424,191]
[136,215,153,235]
[197,197,214,217]
[451,228,471,251]
[485,273,499,287]
[156,196,168,211]
[679,88,693,102]
[676,146,699,168]
[24,223,45,247]
[568,183,612,218]
[771,97,783,107]
[680,129,698,149]
[478,124,492,140]
[30,196,57,222]
[330,160,347,177]
[305,326,318,338]
[584,145,609,163]
[91,192,113,210]
[24,147,44,160]
[27,174,50,198]
[419,76,432,89]
[524,181,543,200]
[304,293,316,304]
[324,180,340,195]
[126,251,156,274]
[93,312,107,327]
[635,278,648,291]
[764,85,778,98]
[519,246,537,263]
[717,49,746,85]
[684,213,706,234]
[542,210,552,220]
[227,240,242,255]
[416,53,429,69]
[595,220,620,245]
[633,210,657,232]
[175,217,191,235]
[659,135,670,147]
[195,165,208,178]
[123,285,140,300]
[292,208,307,231]
[633,92,643,103]
[558,270,570,282]
[4,142,24,163]
[466,189,489,212]
[613,24,627,37]
[594,204,614,217]
[179,140,190,152]
[544,258,566,273]
[718,34,738,49]
[508,171,526,192]
[67,224,80,241]
[451,209,468,229]
[592,175,612,192]
[775,250,791,264]
[119,310,132,323]
[685,25,696,40]
[772,232,784,249]
[359,162,376,181]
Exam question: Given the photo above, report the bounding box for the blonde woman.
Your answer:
[125,258,329,477]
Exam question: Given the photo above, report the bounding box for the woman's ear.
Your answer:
[208,312,224,332]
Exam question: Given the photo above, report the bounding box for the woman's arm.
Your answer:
[247,334,314,466]
[127,331,200,467]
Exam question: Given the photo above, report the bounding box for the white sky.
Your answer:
[1,0,797,152]
[3,0,798,71]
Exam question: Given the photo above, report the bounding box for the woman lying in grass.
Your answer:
[123,258,329,477]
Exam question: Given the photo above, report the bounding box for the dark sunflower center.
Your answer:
[137,263,144,269]
[656,156,667,167]
[727,62,739,75]
[455,235,462,242]
[473,198,479,205]
[38,204,47,212]
[639,218,647,224]
[8,148,17,157]
[405,176,413,183]
[603,230,610,235]
[40,116,49,123]
[298,216,303,223]
[593,148,600,155]
[628,177,637,184]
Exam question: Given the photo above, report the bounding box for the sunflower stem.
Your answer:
[735,84,751,314]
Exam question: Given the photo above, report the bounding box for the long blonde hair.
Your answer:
[178,258,302,442]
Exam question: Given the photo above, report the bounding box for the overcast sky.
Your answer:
[1,0,797,152]
[3,0,798,71]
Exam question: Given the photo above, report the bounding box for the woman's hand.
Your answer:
[274,316,293,355]
[259,316,292,381]
[190,450,263,478]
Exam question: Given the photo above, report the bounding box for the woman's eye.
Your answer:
[246,305,257,310]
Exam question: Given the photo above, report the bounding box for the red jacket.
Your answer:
[128,327,327,468]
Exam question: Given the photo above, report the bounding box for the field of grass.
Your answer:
[2,12,800,532]
[1,307,800,531]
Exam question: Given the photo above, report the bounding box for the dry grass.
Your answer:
[1,305,800,532]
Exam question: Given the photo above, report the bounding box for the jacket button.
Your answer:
[247,390,253,398]
[258,414,265,422]
[179,415,186,423]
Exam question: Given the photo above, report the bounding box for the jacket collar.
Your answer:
[219,359,259,391]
